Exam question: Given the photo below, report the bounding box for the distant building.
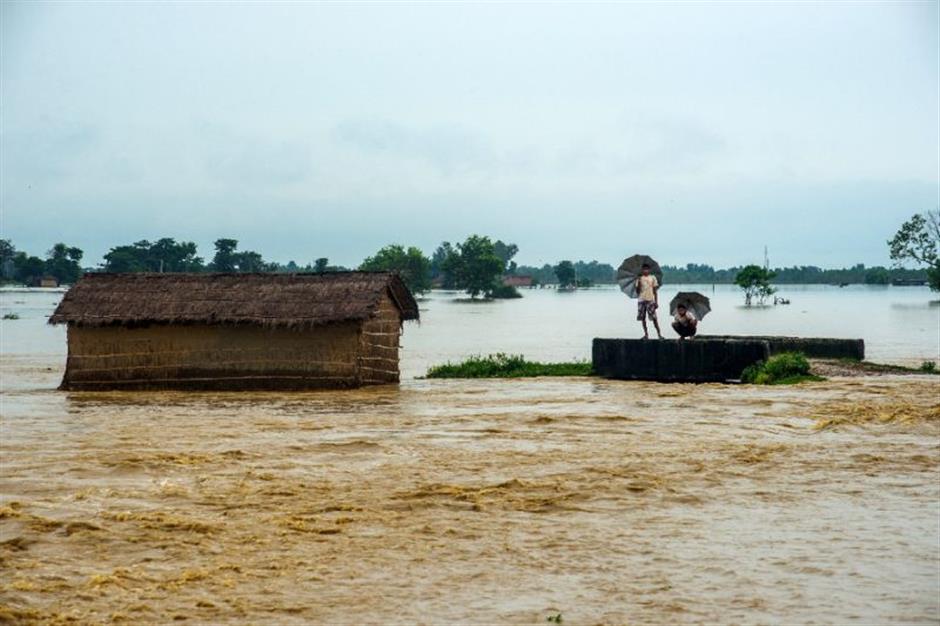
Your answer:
[49,272,419,391]
[36,276,59,288]
[503,275,534,287]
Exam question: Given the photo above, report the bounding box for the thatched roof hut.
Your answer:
[50,272,419,391]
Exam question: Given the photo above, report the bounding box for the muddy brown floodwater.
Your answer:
[2,354,939,625]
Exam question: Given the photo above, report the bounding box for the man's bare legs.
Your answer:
[651,315,663,339]
[640,315,663,339]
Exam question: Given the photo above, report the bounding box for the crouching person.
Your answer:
[672,304,698,339]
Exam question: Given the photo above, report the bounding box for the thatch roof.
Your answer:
[49,272,419,329]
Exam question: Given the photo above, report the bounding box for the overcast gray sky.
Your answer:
[2,1,937,269]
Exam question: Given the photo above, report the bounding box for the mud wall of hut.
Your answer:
[357,295,402,384]
[62,321,366,391]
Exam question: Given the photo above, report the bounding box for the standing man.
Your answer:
[636,263,663,339]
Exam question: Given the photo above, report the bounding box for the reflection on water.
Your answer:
[1,286,939,623]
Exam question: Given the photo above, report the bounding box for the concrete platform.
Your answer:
[700,335,864,360]
[592,338,770,382]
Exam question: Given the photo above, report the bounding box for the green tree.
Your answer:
[443,235,504,298]
[0,239,15,265]
[314,258,330,273]
[493,240,519,274]
[210,238,240,272]
[103,241,151,272]
[13,252,47,285]
[104,239,203,273]
[150,238,203,272]
[234,250,266,272]
[1,239,17,280]
[44,243,84,284]
[864,267,890,285]
[430,242,457,288]
[360,244,432,294]
[888,210,940,291]
[735,265,777,306]
[554,260,576,287]
[206,239,269,272]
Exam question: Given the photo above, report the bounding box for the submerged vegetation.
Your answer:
[735,265,777,306]
[426,353,593,379]
[741,352,824,385]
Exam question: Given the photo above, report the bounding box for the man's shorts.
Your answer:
[637,300,658,321]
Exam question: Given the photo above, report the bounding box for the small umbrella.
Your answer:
[670,291,711,320]
[617,254,663,299]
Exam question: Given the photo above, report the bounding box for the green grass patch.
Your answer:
[741,352,824,385]
[425,353,593,379]
[2,313,20,320]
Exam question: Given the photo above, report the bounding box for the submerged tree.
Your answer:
[443,235,505,299]
[734,265,776,306]
[888,209,940,291]
[359,245,431,294]
[554,260,576,288]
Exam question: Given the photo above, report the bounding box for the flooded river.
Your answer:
[1,287,939,623]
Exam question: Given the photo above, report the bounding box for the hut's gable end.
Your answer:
[62,322,363,391]
[357,293,402,385]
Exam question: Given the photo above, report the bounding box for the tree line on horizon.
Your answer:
[0,235,525,299]
[2,210,937,294]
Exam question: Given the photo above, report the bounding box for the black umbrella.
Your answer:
[617,254,663,299]
[669,291,711,320]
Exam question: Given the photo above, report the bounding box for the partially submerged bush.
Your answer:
[2,313,20,320]
[488,284,523,299]
[741,352,821,385]
[426,353,592,378]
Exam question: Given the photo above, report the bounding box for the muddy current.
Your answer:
[2,353,939,624]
